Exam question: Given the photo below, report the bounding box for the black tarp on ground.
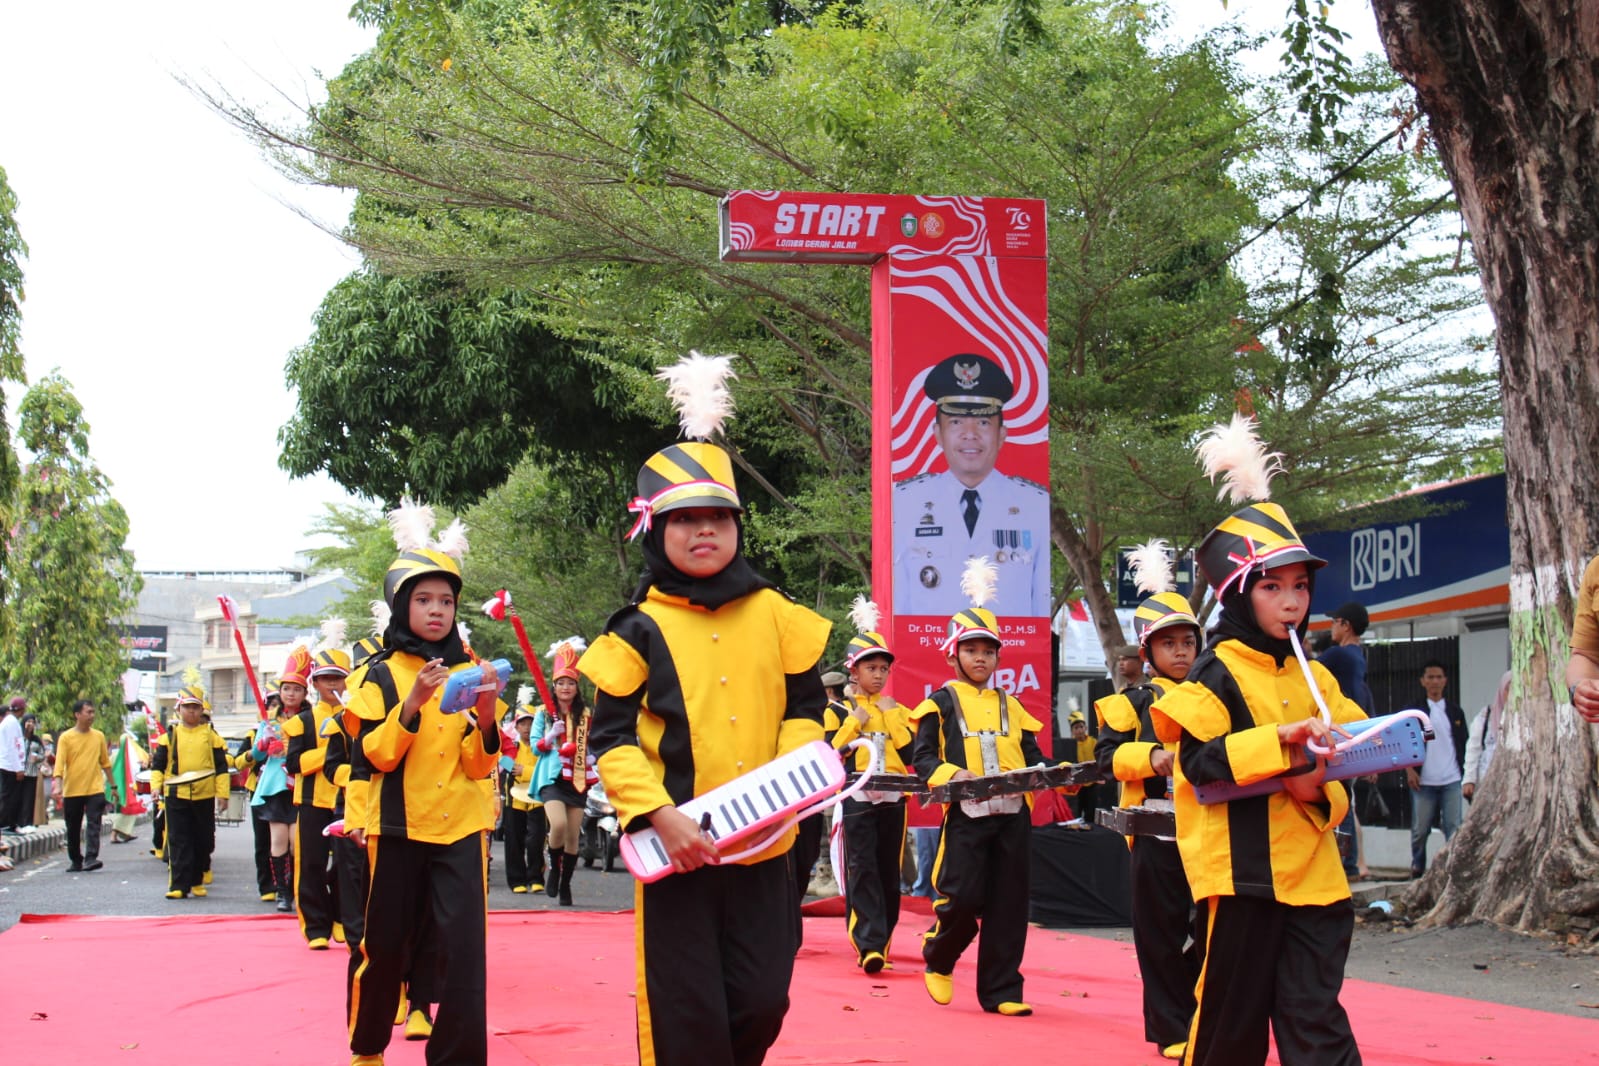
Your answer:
[1028,822,1132,927]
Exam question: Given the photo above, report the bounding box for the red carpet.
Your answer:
[2,908,1594,1065]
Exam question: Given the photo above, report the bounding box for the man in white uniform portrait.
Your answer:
[893,353,1050,617]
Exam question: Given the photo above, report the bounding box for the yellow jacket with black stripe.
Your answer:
[1151,639,1366,906]
[150,722,230,801]
[579,586,831,868]
[284,699,340,809]
[825,693,914,775]
[1094,675,1180,818]
[908,681,1046,793]
[345,651,503,845]
[232,728,262,791]
[507,740,542,812]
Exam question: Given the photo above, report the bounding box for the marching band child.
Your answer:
[825,596,915,975]
[150,681,230,900]
[284,619,352,949]
[535,638,593,906]
[255,650,308,912]
[1151,416,1365,1066]
[344,502,504,1066]
[1094,542,1204,1061]
[502,687,551,894]
[579,353,831,1066]
[909,558,1045,1017]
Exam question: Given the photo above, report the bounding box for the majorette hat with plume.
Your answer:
[382,498,468,607]
[1193,414,1323,598]
[941,556,1003,656]
[514,685,537,722]
[310,618,352,679]
[175,665,210,711]
[279,643,314,689]
[352,600,389,667]
[1124,539,1201,647]
[843,595,894,668]
[625,352,742,541]
[548,636,588,682]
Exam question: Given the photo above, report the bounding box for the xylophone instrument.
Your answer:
[926,760,1102,805]
[1095,803,1176,837]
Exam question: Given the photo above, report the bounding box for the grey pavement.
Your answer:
[6,818,1597,1021]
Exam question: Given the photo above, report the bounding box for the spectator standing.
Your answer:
[1114,644,1145,693]
[1317,602,1375,880]
[53,700,111,871]
[1404,660,1468,879]
[1463,669,1510,802]
[0,697,26,831]
[21,713,48,826]
[1566,554,1599,721]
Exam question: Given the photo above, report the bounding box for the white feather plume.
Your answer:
[657,351,736,441]
[848,594,881,635]
[517,685,534,709]
[317,617,348,651]
[457,620,472,645]
[388,497,436,552]
[546,635,589,659]
[434,517,469,559]
[1125,539,1176,595]
[368,600,391,638]
[1196,414,1283,505]
[959,556,999,610]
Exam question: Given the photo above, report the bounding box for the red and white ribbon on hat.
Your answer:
[623,479,730,542]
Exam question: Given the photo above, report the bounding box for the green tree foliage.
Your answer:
[222,0,1496,661]
[0,374,141,733]
[0,168,30,636]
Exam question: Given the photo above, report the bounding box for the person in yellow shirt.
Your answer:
[825,599,915,975]
[344,504,504,1066]
[285,628,352,950]
[53,699,111,872]
[502,697,550,894]
[150,686,230,899]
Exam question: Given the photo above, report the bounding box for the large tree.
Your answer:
[0,167,28,641]
[0,373,141,734]
[1358,1,1599,932]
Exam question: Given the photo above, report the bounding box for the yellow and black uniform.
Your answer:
[54,726,111,869]
[1152,641,1366,1066]
[232,727,275,898]
[285,696,341,944]
[581,584,830,1066]
[502,727,548,892]
[320,710,369,955]
[826,693,915,969]
[909,681,1045,1012]
[150,721,230,896]
[345,649,500,1065]
[1094,676,1202,1051]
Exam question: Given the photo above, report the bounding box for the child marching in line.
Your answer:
[150,679,230,900]
[534,637,593,906]
[1151,416,1365,1066]
[825,596,915,975]
[910,558,1046,1017]
[255,649,309,912]
[284,619,352,950]
[502,686,553,894]
[1093,541,1205,1061]
[343,502,505,1066]
[579,353,831,1066]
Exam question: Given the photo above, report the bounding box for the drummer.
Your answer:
[149,685,230,900]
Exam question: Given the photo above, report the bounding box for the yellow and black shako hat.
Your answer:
[843,594,893,668]
[310,618,352,679]
[924,353,1015,417]
[176,666,210,711]
[1133,591,1201,647]
[940,555,1003,656]
[626,441,741,541]
[1196,502,1325,599]
[382,498,468,607]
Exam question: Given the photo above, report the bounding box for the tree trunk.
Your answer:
[1370,0,1599,930]
[1051,506,1128,673]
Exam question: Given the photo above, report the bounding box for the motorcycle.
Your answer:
[579,780,621,872]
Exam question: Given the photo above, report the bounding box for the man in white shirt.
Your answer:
[0,696,27,832]
[1403,661,1468,879]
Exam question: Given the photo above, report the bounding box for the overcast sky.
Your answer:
[0,2,1382,574]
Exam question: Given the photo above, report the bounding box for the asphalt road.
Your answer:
[6,820,1598,1021]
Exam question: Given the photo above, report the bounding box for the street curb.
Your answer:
[2,824,66,862]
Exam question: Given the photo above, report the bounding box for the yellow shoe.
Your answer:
[995,1001,1033,1017]
[394,995,408,1026]
[307,937,330,951]
[202,870,213,885]
[191,886,207,898]
[351,1055,384,1066]
[528,882,543,893]
[164,889,186,899]
[512,884,528,894]
[333,923,346,944]
[1161,1041,1188,1060]
[923,970,953,1005]
[404,1009,433,1040]
[260,892,277,902]
[151,848,163,861]
[861,951,886,975]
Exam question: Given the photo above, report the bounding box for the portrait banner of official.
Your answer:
[892,353,1050,620]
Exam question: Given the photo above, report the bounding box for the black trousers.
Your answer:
[922,804,1031,1010]
[165,798,215,893]
[63,793,106,866]
[333,832,370,949]
[1189,895,1361,1066]
[252,808,273,894]
[503,805,547,887]
[0,770,24,829]
[349,834,486,1064]
[295,804,338,941]
[637,855,798,1066]
[1129,836,1202,1046]
[840,797,906,963]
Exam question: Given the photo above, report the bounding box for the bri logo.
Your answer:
[1350,524,1421,590]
